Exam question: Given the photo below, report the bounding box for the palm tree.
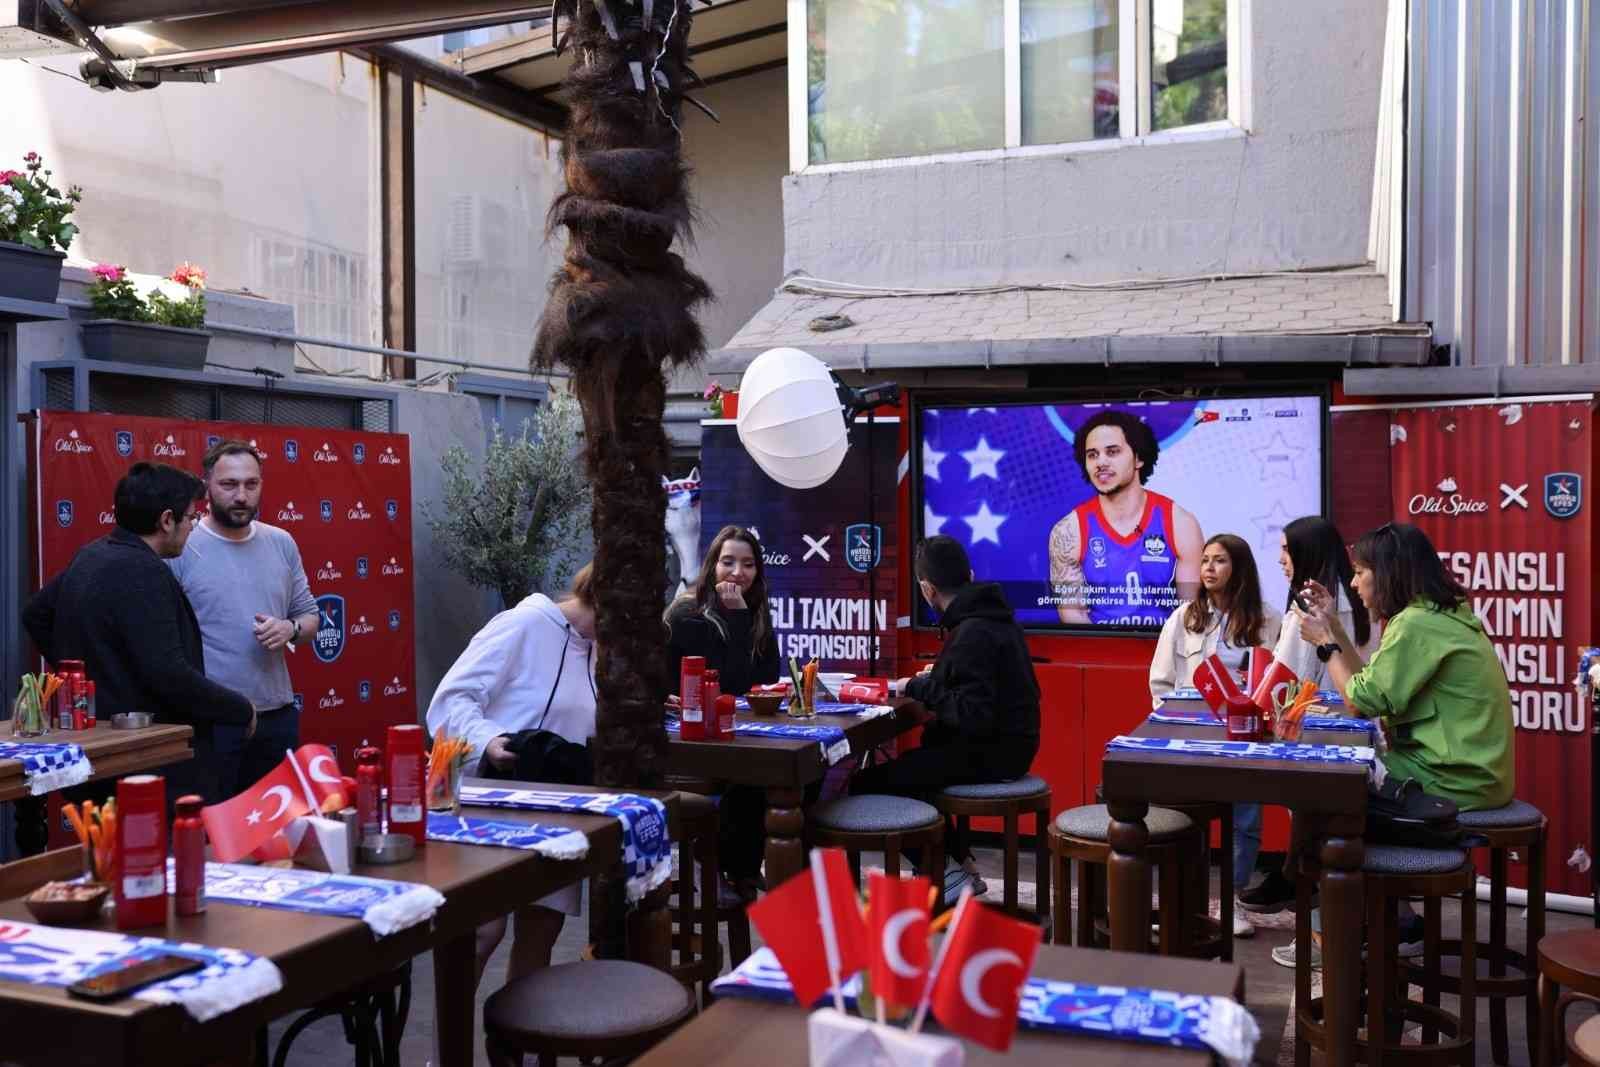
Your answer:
[533,0,712,795]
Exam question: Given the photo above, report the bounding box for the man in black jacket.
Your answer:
[852,536,1041,894]
[23,462,255,806]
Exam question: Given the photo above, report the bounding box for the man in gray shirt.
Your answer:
[169,440,319,799]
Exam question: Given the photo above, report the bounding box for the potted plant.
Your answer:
[80,261,211,369]
[705,381,738,419]
[0,152,81,304]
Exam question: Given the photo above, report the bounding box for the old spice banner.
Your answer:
[1386,398,1592,895]
[28,411,415,774]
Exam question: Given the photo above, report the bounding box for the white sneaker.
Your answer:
[1272,939,1321,969]
[1232,912,1254,938]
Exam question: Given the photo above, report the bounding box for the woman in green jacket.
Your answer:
[1299,522,1514,811]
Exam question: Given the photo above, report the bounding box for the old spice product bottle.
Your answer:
[172,794,206,916]
[386,724,425,846]
[714,694,737,739]
[679,656,707,741]
[114,774,168,929]
[355,739,384,838]
[701,669,722,740]
[84,680,96,728]
[1224,695,1261,744]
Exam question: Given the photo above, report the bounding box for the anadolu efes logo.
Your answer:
[381,556,406,577]
[153,433,187,458]
[388,609,402,631]
[276,500,305,523]
[382,676,409,697]
[346,500,373,521]
[283,439,300,463]
[355,557,370,579]
[313,442,340,463]
[114,430,134,457]
[315,560,344,581]
[352,443,367,464]
[313,594,346,663]
[350,615,377,636]
[385,500,399,521]
[54,429,93,454]
[319,500,334,523]
[55,501,73,528]
[357,681,372,703]
[318,687,346,710]
[1545,472,1583,519]
[1408,475,1489,517]
[378,446,403,466]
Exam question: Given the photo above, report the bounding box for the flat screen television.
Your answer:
[915,394,1327,633]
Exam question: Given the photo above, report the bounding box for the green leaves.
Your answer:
[0,154,82,253]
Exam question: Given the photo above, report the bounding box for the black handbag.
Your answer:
[473,622,595,786]
[1366,777,1463,848]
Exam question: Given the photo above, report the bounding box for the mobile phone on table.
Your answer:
[67,953,205,1001]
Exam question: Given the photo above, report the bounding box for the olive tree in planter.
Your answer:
[80,262,210,369]
[0,152,81,304]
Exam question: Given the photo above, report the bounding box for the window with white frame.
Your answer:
[794,0,1239,167]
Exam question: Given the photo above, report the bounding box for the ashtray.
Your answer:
[746,693,784,716]
[358,833,416,865]
[24,880,108,924]
[111,712,153,730]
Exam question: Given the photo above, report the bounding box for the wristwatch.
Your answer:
[1315,642,1341,663]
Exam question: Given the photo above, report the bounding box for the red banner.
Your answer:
[29,411,416,774]
[1386,398,1592,894]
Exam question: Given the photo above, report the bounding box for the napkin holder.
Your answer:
[807,1009,963,1067]
[285,814,352,874]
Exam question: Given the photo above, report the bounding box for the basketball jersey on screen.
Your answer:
[1076,490,1179,626]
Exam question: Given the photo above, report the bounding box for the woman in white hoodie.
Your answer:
[425,563,596,985]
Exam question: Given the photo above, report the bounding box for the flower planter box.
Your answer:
[0,240,65,304]
[80,319,210,370]
[721,391,739,419]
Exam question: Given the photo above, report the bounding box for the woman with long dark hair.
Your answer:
[666,525,781,901]
[1272,517,1377,685]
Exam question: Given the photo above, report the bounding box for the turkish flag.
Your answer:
[1246,647,1272,692]
[1250,659,1300,716]
[202,757,313,862]
[294,744,351,811]
[867,871,931,1007]
[748,848,871,1007]
[1192,653,1245,717]
[930,901,1041,1051]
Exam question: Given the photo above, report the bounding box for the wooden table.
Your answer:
[0,722,194,803]
[665,703,920,889]
[0,782,668,1067]
[1100,702,1370,1065]
[633,942,1247,1065]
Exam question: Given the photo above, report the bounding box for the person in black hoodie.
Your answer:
[23,462,255,809]
[852,536,1041,892]
[665,525,781,900]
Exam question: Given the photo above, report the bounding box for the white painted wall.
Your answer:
[781,0,1387,286]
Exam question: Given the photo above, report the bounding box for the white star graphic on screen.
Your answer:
[1250,432,1299,483]
[923,440,948,481]
[960,436,1005,480]
[965,407,999,416]
[963,502,1008,545]
[1252,500,1295,548]
[924,504,948,537]
[246,809,262,825]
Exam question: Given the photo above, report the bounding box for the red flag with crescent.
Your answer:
[747,847,870,1007]
[867,871,931,1007]
[1193,652,1245,717]
[929,901,1041,1051]
[201,757,313,862]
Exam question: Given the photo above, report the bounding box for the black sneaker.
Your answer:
[1237,870,1297,914]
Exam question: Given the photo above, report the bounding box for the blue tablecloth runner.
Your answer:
[177,860,444,936]
[0,739,90,795]
[456,785,671,901]
[666,716,852,765]
[1147,711,1373,734]
[424,813,589,858]
[0,917,282,1022]
[1167,686,1343,705]
[733,698,894,719]
[1106,735,1376,766]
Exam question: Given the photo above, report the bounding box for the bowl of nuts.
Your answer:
[24,880,109,924]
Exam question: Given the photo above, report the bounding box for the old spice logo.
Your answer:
[1437,476,1458,492]
[381,556,406,576]
[98,510,115,526]
[313,442,340,463]
[350,616,377,636]
[315,560,344,581]
[1408,488,1489,517]
[276,500,305,523]
[382,676,409,697]
[379,446,402,466]
[152,434,187,458]
[54,430,93,454]
[247,438,269,460]
[346,500,373,521]
[318,687,346,710]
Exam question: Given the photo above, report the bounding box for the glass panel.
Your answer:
[1021,0,1120,145]
[1151,0,1229,131]
[807,0,1005,165]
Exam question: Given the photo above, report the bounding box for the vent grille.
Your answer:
[42,369,74,411]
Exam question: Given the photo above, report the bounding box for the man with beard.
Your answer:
[1047,409,1203,626]
[169,440,319,799]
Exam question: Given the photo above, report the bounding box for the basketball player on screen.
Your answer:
[1047,410,1203,625]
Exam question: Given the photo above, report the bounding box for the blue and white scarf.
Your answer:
[1017,980,1259,1067]
[710,947,861,1006]
[734,698,895,720]
[425,813,589,859]
[1147,711,1374,734]
[184,861,444,936]
[1168,686,1344,705]
[1107,735,1376,766]
[666,716,852,766]
[0,740,91,795]
[457,785,671,901]
[0,918,282,1022]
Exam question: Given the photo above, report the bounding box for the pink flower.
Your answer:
[703,382,722,400]
[90,263,124,282]
[23,152,39,164]
[170,262,206,290]
[0,170,20,185]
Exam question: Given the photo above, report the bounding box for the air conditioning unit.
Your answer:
[446,194,483,265]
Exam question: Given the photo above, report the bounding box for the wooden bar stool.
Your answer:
[669,790,753,1004]
[484,959,694,1067]
[1536,929,1600,1067]
[934,775,1051,922]
[807,795,944,891]
[1165,801,1233,963]
[1297,844,1476,1066]
[1403,799,1546,1066]
[1048,803,1204,955]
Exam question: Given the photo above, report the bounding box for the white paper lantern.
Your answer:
[735,347,848,489]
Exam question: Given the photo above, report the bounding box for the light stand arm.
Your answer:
[832,376,900,677]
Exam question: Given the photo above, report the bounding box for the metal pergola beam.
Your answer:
[350,42,568,133]
[378,59,417,381]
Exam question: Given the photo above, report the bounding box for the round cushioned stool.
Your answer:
[935,776,1051,922]
[483,959,694,1067]
[807,795,944,888]
[1048,804,1204,955]
[1297,844,1477,1067]
[1404,799,1546,1066]
[669,789,753,1005]
[1536,929,1600,1067]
